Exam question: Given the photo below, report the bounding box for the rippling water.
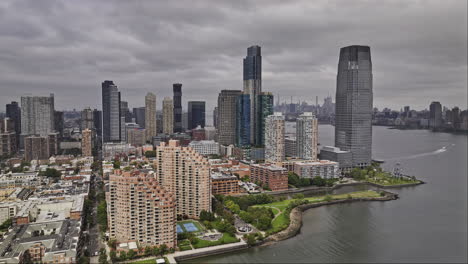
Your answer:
[184,125,467,263]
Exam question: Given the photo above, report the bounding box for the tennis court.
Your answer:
[176,224,184,234]
[183,223,198,232]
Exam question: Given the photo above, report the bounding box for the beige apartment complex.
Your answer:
[154,140,211,218]
[145,92,157,142]
[162,97,174,134]
[107,170,176,248]
[81,128,92,156]
[296,112,318,160]
[265,112,285,163]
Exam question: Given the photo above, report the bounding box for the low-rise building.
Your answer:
[293,160,340,179]
[211,172,240,195]
[250,163,288,191]
[188,140,219,156]
[319,146,352,173]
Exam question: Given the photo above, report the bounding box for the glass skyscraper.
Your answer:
[173,83,182,133]
[335,45,373,167]
[102,80,121,142]
[243,45,262,145]
[187,101,206,130]
[236,94,251,147]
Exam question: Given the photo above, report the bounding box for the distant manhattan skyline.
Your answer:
[0,1,466,111]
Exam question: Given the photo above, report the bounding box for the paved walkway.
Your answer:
[166,240,247,264]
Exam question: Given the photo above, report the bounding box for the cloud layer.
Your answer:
[0,0,466,115]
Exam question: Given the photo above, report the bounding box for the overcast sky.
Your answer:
[0,0,466,114]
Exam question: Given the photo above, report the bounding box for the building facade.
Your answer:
[293,160,339,179]
[102,80,121,142]
[154,140,211,218]
[188,140,219,156]
[162,97,174,134]
[429,101,442,129]
[6,101,21,141]
[296,112,318,161]
[335,45,373,167]
[319,146,353,173]
[127,128,146,147]
[173,83,183,133]
[243,45,262,145]
[211,173,240,195]
[107,170,176,248]
[0,118,17,156]
[81,128,92,156]
[81,107,94,130]
[217,90,242,145]
[250,163,288,191]
[236,94,251,147]
[187,101,206,130]
[145,92,157,142]
[21,94,55,137]
[265,113,285,163]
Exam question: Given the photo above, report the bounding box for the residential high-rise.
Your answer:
[21,94,55,137]
[187,101,206,130]
[127,128,146,147]
[145,92,157,142]
[296,112,318,161]
[429,101,442,129]
[24,135,54,161]
[256,92,274,146]
[243,45,262,145]
[6,101,21,138]
[54,111,64,139]
[107,170,176,248]
[0,118,17,156]
[82,128,92,156]
[173,83,182,133]
[120,101,132,123]
[133,107,146,128]
[335,45,373,167]
[217,90,242,146]
[102,80,121,142]
[236,94,251,147]
[154,140,211,218]
[81,107,94,130]
[265,113,285,163]
[162,97,174,134]
[213,107,218,128]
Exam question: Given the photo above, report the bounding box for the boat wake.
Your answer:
[387,145,450,161]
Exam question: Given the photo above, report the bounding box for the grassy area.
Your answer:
[192,233,239,249]
[179,245,192,251]
[129,259,156,264]
[256,190,381,234]
[365,174,420,186]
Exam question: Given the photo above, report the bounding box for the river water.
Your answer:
[184,125,467,263]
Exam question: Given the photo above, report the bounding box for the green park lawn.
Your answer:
[192,233,239,249]
[129,259,157,264]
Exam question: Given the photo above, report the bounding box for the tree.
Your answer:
[97,200,108,232]
[144,150,156,158]
[199,210,215,222]
[39,168,61,178]
[127,249,136,260]
[107,239,117,250]
[119,251,127,261]
[152,246,160,256]
[113,160,121,169]
[144,246,152,256]
[159,244,168,256]
[246,234,256,246]
[324,195,333,202]
[225,200,240,214]
[77,256,90,264]
[0,218,12,232]
[98,248,108,264]
[311,176,326,186]
[109,251,117,262]
[293,193,305,200]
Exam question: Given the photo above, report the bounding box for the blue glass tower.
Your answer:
[243,45,262,145]
[236,94,251,147]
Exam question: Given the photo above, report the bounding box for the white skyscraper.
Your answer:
[264,112,285,163]
[296,112,318,161]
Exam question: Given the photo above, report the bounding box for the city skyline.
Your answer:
[0,1,466,112]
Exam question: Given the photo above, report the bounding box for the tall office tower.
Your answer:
[264,113,285,163]
[107,170,176,248]
[145,92,157,142]
[0,118,17,156]
[82,128,92,156]
[452,107,461,129]
[54,111,64,139]
[162,97,174,134]
[182,112,188,131]
[429,101,442,128]
[21,94,55,137]
[296,112,318,161]
[236,94,251,147]
[213,107,218,128]
[243,45,262,144]
[120,101,132,123]
[156,111,163,134]
[335,45,373,168]
[154,140,211,218]
[81,107,94,130]
[102,80,121,142]
[256,92,274,146]
[217,90,242,146]
[133,107,146,128]
[187,101,206,130]
[93,109,102,138]
[173,83,183,133]
[6,101,21,137]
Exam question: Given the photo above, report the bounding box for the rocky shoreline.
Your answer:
[259,191,399,246]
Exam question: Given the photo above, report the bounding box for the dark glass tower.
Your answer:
[335,45,373,167]
[256,92,274,146]
[187,101,206,130]
[102,80,121,142]
[243,45,262,144]
[173,83,182,133]
[6,101,21,145]
[217,90,242,145]
[236,94,251,147]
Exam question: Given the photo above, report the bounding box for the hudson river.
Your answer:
[184,125,468,263]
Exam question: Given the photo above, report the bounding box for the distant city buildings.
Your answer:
[0,118,17,156]
[211,172,240,196]
[145,92,157,142]
[6,101,21,143]
[81,128,92,156]
[250,163,288,191]
[188,101,206,130]
[429,101,442,129]
[133,106,146,129]
[335,45,373,167]
[217,90,242,146]
[21,94,55,137]
[154,140,211,218]
[102,80,121,142]
[188,140,219,156]
[162,97,174,134]
[265,113,285,163]
[173,83,183,133]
